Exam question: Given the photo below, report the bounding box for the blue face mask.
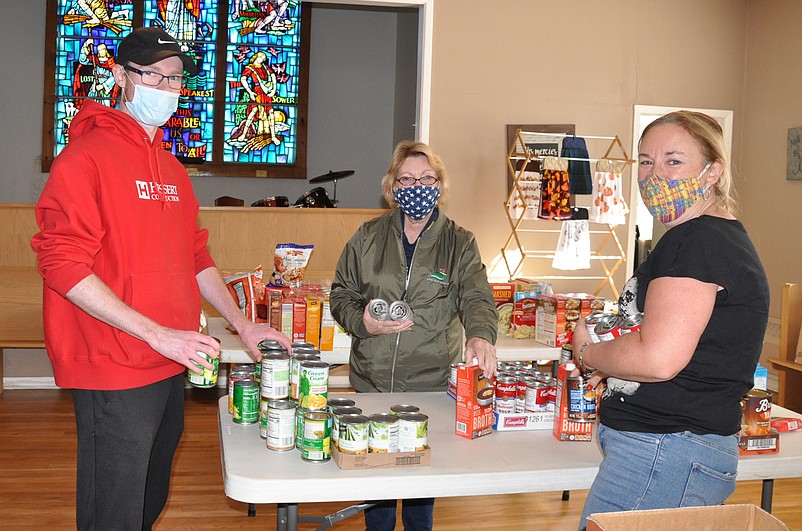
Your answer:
[393,185,441,221]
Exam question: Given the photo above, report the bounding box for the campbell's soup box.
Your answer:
[536,293,604,347]
[552,361,594,442]
[490,283,515,336]
[455,364,495,440]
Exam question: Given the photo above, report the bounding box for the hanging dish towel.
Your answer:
[538,156,572,221]
[561,136,593,195]
[552,219,591,270]
[507,168,541,220]
[590,159,629,226]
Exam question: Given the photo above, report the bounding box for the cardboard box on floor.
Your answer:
[587,504,788,531]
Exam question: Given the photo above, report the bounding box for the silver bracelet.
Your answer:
[577,341,592,373]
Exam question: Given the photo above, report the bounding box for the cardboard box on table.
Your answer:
[586,504,788,530]
[331,444,431,470]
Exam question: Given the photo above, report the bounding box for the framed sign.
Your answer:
[505,124,575,196]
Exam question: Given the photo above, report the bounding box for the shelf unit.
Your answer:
[501,128,635,298]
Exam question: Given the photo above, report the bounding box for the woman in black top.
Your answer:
[572,111,769,529]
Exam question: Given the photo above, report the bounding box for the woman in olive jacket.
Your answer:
[330,140,498,530]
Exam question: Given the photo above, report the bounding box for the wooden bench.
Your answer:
[0,203,385,393]
[768,283,802,411]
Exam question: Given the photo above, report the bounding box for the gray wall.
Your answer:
[0,2,417,381]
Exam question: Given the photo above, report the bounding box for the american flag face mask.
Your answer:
[393,185,441,221]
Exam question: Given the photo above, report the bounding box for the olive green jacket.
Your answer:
[330,210,498,392]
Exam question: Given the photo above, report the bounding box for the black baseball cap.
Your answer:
[117,27,198,76]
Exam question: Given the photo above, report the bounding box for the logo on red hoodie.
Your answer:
[136,180,180,202]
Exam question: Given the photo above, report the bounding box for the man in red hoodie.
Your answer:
[31,27,291,530]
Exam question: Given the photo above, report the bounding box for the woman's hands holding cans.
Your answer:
[362,302,414,336]
[570,322,606,389]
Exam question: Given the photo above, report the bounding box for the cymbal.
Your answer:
[309,170,355,183]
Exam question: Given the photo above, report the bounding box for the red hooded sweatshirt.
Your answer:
[31,100,215,390]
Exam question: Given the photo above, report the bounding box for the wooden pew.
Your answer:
[0,203,386,392]
[768,283,802,411]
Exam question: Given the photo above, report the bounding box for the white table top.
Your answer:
[209,316,561,365]
[218,392,802,505]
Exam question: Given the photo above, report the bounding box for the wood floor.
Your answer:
[2,388,801,530]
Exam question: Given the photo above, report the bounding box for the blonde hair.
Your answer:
[640,110,737,214]
[381,141,450,208]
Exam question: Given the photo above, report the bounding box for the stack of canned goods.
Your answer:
[368,298,413,322]
[493,362,557,415]
[329,403,428,456]
[585,312,643,343]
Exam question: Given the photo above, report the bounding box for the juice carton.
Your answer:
[455,364,495,440]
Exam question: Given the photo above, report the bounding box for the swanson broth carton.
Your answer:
[455,363,495,440]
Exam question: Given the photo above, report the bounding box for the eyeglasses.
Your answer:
[124,65,186,90]
[395,175,439,187]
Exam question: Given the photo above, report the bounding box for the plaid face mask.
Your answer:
[638,162,711,224]
[393,185,441,221]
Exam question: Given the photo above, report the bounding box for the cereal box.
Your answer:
[552,361,594,442]
[536,293,604,347]
[490,283,515,336]
[455,364,495,440]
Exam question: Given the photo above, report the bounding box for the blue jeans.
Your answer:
[579,424,739,530]
[364,498,434,531]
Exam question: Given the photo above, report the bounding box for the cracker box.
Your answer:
[455,364,495,440]
[536,293,604,347]
[490,283,514,336]
[552,361,594,442]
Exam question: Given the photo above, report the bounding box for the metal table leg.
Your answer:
[761,479,774,512]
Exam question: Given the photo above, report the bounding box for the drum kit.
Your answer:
[249,169,354,208]
[294,169,354,208]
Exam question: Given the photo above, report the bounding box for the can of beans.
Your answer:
[594,314,623,342]
[397,413,428,451]
[332,406,363,448]
[388,300,412,322]
[525,379,550,412]
[260,351,290,400]
[368,298,390,320]
[290,353,321,400]
[567,376,596,422]
[369,413,399,453]
[295,406,309,451]
[187,343,220,388]
[301,410,331,462]
[232,380,259,424]
[267,399,297,451]
[338,414,370,454]
[291,341,315,350]
[228,368,255,415]
[494,375,518,414]
[327,397,357,414]
[298,361,329,410]
[560,343,573,364]
[259,399,270,438]
[390,404,420,416]
[620,313,643,334]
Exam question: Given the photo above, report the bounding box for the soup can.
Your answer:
[594,314,623,342]
[331,406,363,448]
[494,375,517,414]
[585,313,613,344]
[397,412,428,452]
[368,298,390,320]
[301,410,331,462]
[299,361,329,410]
[525,379,550,412]
[267,399,297,451]
[232,380,259,425]
[260,351,290,400]
[338,414,370,454]
[228,368,255,415]
[620,313,644,335]
[388,300,412,322]
[290,353,321,400]
[369,413,399,453]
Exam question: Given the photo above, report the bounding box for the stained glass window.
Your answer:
[44,0,308,178]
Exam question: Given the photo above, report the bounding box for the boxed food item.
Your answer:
[319,298,335,351]
[771,416,802,432]
[490,283,514,336]
[552,361,593,442]
[536,293,604,347]
[510,291,538,339]
[493,410,554,431]
[455,364,495,440]
[331,444,431,469]
[587,504,788,530]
